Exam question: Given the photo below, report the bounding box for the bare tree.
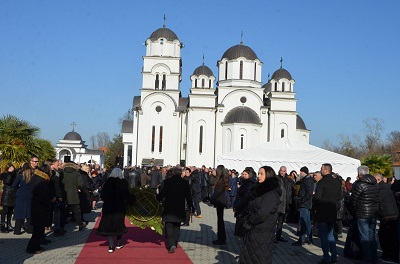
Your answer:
[96,132,111,148]
[90,135,97,149]
[118,109,133,126]
[363,117,384,154]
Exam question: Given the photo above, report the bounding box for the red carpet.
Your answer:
[75,214,193,264]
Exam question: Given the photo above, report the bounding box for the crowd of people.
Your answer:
[2,159,400,263]
[0,156,108,254]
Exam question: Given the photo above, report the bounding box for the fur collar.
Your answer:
[254,176,281,197]
[34,169,50,181]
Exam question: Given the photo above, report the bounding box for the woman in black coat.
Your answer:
[0,164,17,233]
[239,166,282,264]
[26,163,52,254]
[96,168,132,253]
[211,165,230,246]
[233,169,256,237]
[12,163,33,234]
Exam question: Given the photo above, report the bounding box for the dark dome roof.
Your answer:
[271,68,292,80]
[149,27,179,41]
[296,115,307,130]
[221,44,258,60]
[63,131,82,141]
[192,64,214,77]
[224,106,261,124]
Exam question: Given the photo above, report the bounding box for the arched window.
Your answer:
[281,129,285,138]
[274,82,277,92]
[155,74,159,90]
[254,62,257,81]
[282,82,285,92]
[239,61,243,79]
[162,74,166,90]
[290,83,292,92]
[225,61,228,80]
[209,79,211,88]
[201,79,205,88]
[159,126,163,152]
[240,134,244,149]
[195,79,198,88]
[199,126,203,153]
[151,126,155,152]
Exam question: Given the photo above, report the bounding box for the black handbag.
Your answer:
[210,189,230,208]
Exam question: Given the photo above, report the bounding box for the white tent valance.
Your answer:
[217,137,361,182]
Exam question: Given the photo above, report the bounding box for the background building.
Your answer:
[122,25,310,168]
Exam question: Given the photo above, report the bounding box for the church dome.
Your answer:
[192,64,214,77]
[221,44,258,60]
[224,106,261,124]
[296,115,307,130]
[63,131,82,141]
[271,68,292,80]
[149,27,179,41]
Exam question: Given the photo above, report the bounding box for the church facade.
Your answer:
[122,25,310,168]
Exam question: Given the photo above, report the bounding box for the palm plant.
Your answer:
[361,154,393,177]
[0,115,51,170]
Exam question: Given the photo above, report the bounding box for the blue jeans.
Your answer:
[318,222,337,262]
[357,218,378,263]
[299,208,312,242]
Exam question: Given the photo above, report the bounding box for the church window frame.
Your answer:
[201,78,205,88]
[274,82,277,92]
[281,129,285,138]
[199,126,203,154]
[254,62,257,81]
[162,74,166,90]
[282,82,285,92]
[151,126,155,152]
[159,126,163,152]
[225,61,228,80]
[240,134,244,149]
[209,79,211,88]
[195,79,198,88]
[239,61,243,80]
[155,74,160,90]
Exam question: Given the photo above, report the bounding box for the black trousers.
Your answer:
[378,218,399,261]
[70,204,83,226]
[26,225,45,252]
[276,212,286,239]
[217,206,226,242]
[165,222,181,250]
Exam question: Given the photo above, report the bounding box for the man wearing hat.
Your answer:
[293,166,314,246]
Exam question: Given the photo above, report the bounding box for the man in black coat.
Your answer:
[156,167,193,253]
[149,166,162,194]
[350,165,379,264]
[314,163,342,264]
[374,173,399,263]
[292,166,314,246]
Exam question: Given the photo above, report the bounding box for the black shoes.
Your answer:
[275,237,288,243]
[168,246,176,253]
[108,246,115,253]
[292,241,304,246]
[212,240,227,245]
[116,242,123,250]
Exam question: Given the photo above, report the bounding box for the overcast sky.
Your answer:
[1,0,399,148]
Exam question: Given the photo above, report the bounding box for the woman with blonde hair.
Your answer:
[13,163,34,234]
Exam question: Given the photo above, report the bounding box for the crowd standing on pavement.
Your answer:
[2,157,400,264]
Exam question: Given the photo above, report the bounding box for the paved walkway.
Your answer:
[0,202,360,264]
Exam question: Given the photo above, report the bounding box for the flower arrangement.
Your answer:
[126,187,163,235]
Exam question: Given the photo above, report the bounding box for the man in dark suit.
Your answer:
[314,163,342,264]
[156,166,194,253]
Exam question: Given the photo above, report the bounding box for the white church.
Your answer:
[122,24,310,168]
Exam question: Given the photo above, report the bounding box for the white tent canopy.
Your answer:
[217,137,361,182]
